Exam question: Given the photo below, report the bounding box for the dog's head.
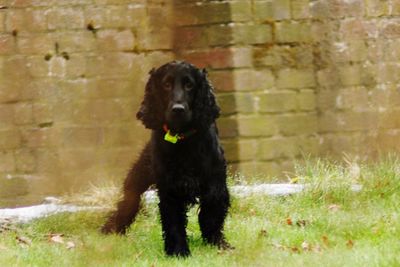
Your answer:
[136,61,220,133]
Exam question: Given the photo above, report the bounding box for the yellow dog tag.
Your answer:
[164,131,179,144]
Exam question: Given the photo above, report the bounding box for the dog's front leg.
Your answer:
[158,192,190,257]
[199,179,232,249]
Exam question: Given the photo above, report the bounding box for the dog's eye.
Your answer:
[163,81,172,91]
[184,82,194,91]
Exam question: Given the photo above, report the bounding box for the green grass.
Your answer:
[1,157,400,267]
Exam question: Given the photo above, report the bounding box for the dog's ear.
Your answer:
[136,68,164,129]
[192,68,220,130]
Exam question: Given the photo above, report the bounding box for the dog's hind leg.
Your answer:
[101,145,154,235]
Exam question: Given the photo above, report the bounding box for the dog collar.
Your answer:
[163,124,197,144]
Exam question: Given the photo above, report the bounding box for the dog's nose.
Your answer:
[172,103,185,113]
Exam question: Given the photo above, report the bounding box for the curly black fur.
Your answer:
[101,61,231,257]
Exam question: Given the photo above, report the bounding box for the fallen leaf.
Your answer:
[322,235,329,246]
[66,241,76,250]
[272,243,287,251]
[286,218,293,225]
[328,204,341,212]
[313,244,322,253]
[346,239,354,249]
[258,229,268,237]
[48,234,65,244]
[296,220,307,227]
[16,236,32,246]
[301,241,311,251]
[291,246,300,253]
[290,177,300,184]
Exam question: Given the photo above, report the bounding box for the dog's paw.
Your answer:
[216,239,234,250]
[166,245,191,257]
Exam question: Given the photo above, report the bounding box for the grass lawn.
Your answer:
[1,157,400,267]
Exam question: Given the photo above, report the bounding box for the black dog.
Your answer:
[101,61,231,257]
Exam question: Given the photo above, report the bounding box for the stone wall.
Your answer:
[1,0,400,206]
[0,0,175,206]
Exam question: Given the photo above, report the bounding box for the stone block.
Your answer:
[15,148,36,173]
[258,137,298,160]
[97,29,135,51]
[254,0,291,21]
[291,0,310,19]
[217,117,238,138]
[258,91,297,113]
[297,90,316,111]
[14,102,33,125]
[238,116,277,137]
[62,127,104,147]
[0,34,15,55]
[221,139,257,162]
[47,8,84,30]
[277,114,317,136]
[0,150,15,173]
[275,21,312,43]
[277,68,316,89]
[0,129,21,149]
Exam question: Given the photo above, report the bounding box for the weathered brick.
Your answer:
[33,102,53,124]
[217,117,238,138]
[230,1,252,22]
[85,5,147,29]
[258,137,298,160]
[17,33,54,54]
[310,0,364,19]
[335,87,369,110]
[15,148,36,173]
[5,9,47,32]
[221,139,257,162]
[0,104,14,127]
[174,3,231,26]
[234,69,275,91]
[330,41,368,63]
[233,24,273,45]
[102,124,146,147]
[217,93,255,115]
[21,128,60,148]
[291,0,310,19]
[62,127,104,147]
[47,8,84,30]
[365,0,389,17]
[258,91,297,113]
[340,19,378,39]
[297,90,316,111]
[97,29,135,51]
[86,53,136,77]
[275,21,312,43]
[55,32,96,53]
[181,47,252,69]
[254,0,291,21]
[277,114,317,136]
[14,102,33,125]
[338,65,362,86]
[0,150,15,172]
[0,129,21,149]
[238,116,277,137]
[253,45,313,68]
[0,34,15,55]
[0,11,5,32]
[381,19,400,38]
[277,68,316,89]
